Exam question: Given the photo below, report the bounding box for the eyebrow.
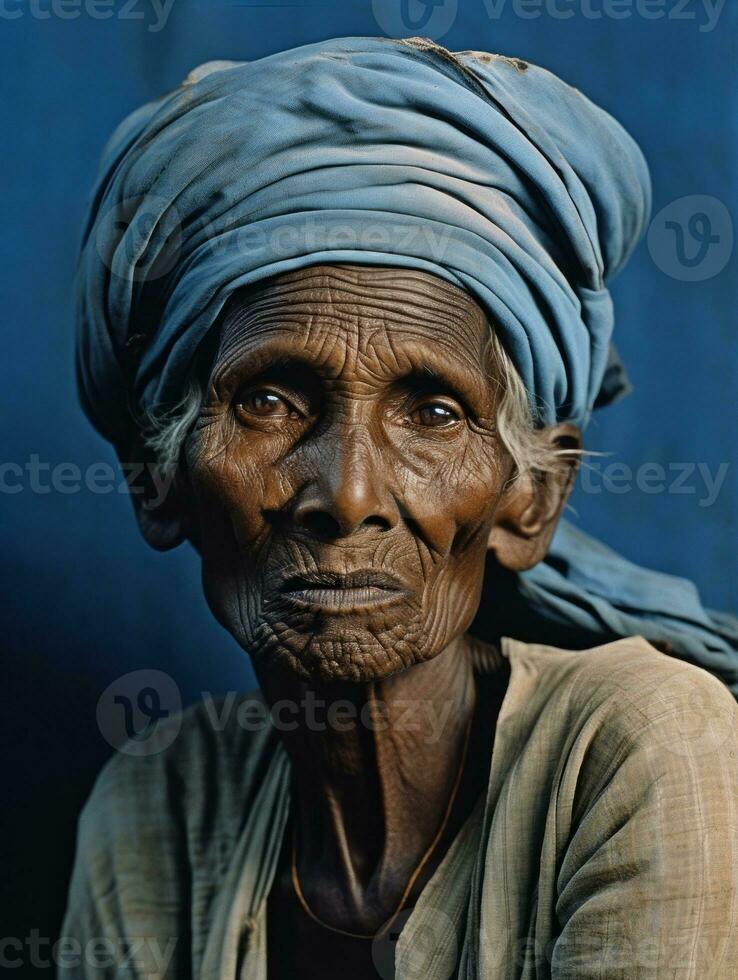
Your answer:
[211,332,496,412]
[398,351,495,412]
[211,345,310,392]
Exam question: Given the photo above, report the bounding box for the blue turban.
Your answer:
[76,36,738,693]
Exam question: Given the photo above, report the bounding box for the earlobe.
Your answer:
[133,480,190,551]
[117,436,192,552]
[487,423,581,572]
[487,480,549,572]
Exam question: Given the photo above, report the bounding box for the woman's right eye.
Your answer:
[234,388,300,420]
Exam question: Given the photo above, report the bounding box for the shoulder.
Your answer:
[502,635,737,763]
[62,691,283,956]
[75,690,277,872]
[500,637,738,887]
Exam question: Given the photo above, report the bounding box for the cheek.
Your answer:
[414,447,503,646]
[184,423,289,643]
[396,431,506,557]
[186,421,291,550]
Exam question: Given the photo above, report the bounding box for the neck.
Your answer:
[255,634,480,933]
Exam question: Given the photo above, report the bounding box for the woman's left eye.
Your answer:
[235,388,299,419]
[410,400,462,427]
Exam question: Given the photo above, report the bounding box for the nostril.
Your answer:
[363,514,392,531]
[293,507,391,540]
[291,478,398,538]
[297,509,342,540]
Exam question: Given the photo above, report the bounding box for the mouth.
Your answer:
[278,569,409,614]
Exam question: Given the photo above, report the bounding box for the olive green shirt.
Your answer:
[60,637,738,978]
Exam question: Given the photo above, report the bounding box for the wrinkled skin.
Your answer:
[187,264,517,683]
[128,264,579,968]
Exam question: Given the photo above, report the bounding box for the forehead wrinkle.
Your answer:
[230,293,473,337]
[212,265,494,395]
[360,311,485,363]
[391,336,494,408]
[211,314,332,386]
[220,292,486,359]
[304,308,355,380]
[215,325,495,416]
[235,263,482,327]
[251,262,471,302]
[211,323,341,389]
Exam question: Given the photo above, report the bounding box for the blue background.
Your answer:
[3,0,736,954]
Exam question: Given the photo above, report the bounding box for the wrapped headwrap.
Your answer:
[76,36,738,693]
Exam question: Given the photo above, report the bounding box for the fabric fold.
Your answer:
[75,36,737,693]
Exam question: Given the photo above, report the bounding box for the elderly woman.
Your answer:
[63,37,738,979]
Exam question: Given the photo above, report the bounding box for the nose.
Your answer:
[291,427,400,538]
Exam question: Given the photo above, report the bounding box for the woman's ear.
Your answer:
[115,434,193,552]
[487,423,581,572]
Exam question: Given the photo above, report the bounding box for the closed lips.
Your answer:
[278,570,408,611]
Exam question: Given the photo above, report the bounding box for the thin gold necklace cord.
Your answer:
[290,685,477,942]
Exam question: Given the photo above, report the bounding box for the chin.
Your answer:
[246,618,431,683]
[204,580,458,683]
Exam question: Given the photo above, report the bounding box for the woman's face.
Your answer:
[184,263,515,682]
